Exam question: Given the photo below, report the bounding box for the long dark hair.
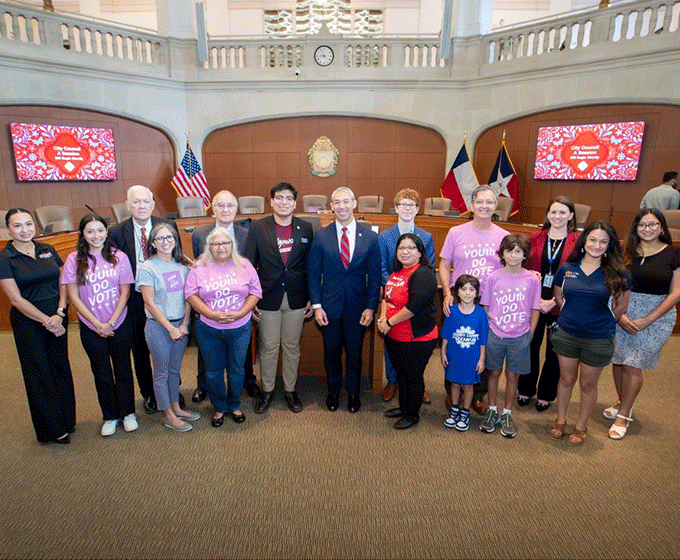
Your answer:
[567,221,628,297]
[541,195,576,232]
[392,233,432,272]
[76,214,117,286]
[147,223,189,265]
[623,209,672,265]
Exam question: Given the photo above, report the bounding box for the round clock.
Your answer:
[314,45,334,67]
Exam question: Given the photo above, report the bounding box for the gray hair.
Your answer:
[331,186,355,201]
[200,226,244,267]
[471,184,498,203]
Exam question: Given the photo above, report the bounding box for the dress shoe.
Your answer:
[142,396,158,415]
[422,390,431,404]
[284,391,303,413]
[231,411,246,423]
[178,393,186,408]
[326,395,339,412]
[348,394,361,413]
[384,407,404,418]
[211,414,225,428]
[255,391,274,414]
[192,388,207,403]
[245,382,263,399]
[472,398,489,416]
[394,416,419,430]
[381,383,397,402]
[535,401,551,412]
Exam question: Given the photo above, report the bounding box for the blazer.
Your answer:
[191,223,249,259]
[308,221,381,321]
[109,216,180,277]
[527,229,579,273]
[243,215,313,311]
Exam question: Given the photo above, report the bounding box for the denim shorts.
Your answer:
[549,325,614,368]
[485,330,531,374]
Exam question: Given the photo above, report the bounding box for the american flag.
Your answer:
[171,142,211,209]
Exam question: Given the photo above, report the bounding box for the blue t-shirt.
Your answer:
[554,262,629,339]
[441,304,488,384]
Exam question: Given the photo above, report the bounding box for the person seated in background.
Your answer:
[244,182,313,415]
[639,171,679,212]
[190,189,262,404]
[378,188,436,405]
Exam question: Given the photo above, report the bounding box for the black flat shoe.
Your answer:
[231,411,246,424]
[517,396,531,407]
[192,389,207,403]
[348,394,361,413]
[394,417,419,430]
[211,414,225,428]
[326,395,339,412]
[535,401,551,412]
[384,408,404,418]
[143,396,158,415]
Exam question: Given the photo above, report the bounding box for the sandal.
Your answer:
[549,419,567,440]
[603,402,620,420]
[609,413,633,440]
[567,427,587,446]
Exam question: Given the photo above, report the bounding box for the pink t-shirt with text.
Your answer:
[184,260,262,330]
[61,249,134,331]
[480,268,541,338]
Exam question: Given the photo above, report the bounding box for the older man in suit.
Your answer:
[308,186,381,413]
[190,189,260,403]
[244,182,313,414]
[109,185,180,414]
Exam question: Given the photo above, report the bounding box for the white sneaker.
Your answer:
[122,413,139,432]
[101,419,118,437]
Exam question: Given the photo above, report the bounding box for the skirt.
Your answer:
[612,292,675,370]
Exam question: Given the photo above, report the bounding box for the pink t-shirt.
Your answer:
[61,249,134,331]
[480,268,541,338]
[439,220,509,286]
[185,260,262,330]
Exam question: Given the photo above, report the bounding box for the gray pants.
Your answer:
[145,317,189,410]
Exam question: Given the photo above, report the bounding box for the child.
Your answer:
[480,234,541,438]
[441,274,488,431]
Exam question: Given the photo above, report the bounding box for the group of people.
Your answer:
[1,181,678,446]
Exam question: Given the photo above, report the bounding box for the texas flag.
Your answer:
[441,142,480,213]
[488,143,519,210]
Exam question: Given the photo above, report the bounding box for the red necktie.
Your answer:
[340,227,350,269]
[141,226,149,260]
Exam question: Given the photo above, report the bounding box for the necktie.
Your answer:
[340,227,350,269]
[141,226,149,260]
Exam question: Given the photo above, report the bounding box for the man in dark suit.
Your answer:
[109,185,180,414]
[244,183,313,414]
[190,189,260,403]
[308,186,381,413]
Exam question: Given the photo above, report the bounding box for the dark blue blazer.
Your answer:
[308,222,381,321]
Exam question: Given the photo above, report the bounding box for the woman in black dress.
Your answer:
[0,209,75,444]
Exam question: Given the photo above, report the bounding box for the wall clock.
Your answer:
[314,45,334,67]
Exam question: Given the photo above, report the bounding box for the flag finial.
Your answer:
[464,131,467,142]
[502,129,506,142]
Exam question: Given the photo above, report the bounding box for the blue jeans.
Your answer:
[145,317,188,411]
[195,320,251,413]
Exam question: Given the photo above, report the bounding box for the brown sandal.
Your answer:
[549,420,567,440]
[567,427,587,446]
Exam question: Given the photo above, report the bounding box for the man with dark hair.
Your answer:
[640,171,679,211]
[244,182,313,414]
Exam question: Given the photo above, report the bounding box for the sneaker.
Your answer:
[500,411,516,438]
[122,413,139,432]
[101,419,118,437]
[480,408,499,433]
[444,405,461,429]
[455,408,471,431]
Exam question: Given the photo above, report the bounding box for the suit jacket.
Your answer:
[308,221,381,321]
[243,215,313,311]
[191,223,249,259]
[109,216,180,277]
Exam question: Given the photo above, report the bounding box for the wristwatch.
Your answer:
[56,308,66,318]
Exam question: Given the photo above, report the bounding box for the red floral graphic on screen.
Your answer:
[10,123,117,182]
[534,121,644,181]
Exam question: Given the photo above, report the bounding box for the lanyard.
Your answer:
[547,237,564,272]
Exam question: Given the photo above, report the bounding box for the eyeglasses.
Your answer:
[154,235,175,243]
[637,222,661,230]
[213,203,237,210]
[210,241,233,248]
[397,202,417,209]
[274,195,295,203]
[398,245,418,252]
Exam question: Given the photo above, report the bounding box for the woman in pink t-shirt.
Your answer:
[186,227,262,427]
[61,214,136,437]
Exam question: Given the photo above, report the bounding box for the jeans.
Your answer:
[145,317,189,410]
[195,320,251,413]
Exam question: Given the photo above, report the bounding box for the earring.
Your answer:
[604,251,608,258]
[581,247,584,254]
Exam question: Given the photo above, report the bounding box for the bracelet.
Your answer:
[108,321,116,328]
[386,318,392,328]
[56,308,66,318]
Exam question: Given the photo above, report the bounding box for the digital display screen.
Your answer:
[10,122,117,182]
[534,121,644,181]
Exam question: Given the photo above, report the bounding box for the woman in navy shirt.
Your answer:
[549,221,630,446]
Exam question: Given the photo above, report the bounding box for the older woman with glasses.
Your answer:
[185,227,262,427]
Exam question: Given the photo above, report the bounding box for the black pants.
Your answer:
[127,291,154,399]
[79,315,135,421]
[11,304,75,443]
[518,313,560,402]
[386,337,437,421]
[322,315,366,397]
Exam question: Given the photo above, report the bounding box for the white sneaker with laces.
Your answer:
[101,419,118,437]
[122,413,139,432]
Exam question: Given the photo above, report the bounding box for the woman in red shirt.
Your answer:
[378,233,438,429]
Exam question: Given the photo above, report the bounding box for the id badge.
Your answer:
[543,273,554,288]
